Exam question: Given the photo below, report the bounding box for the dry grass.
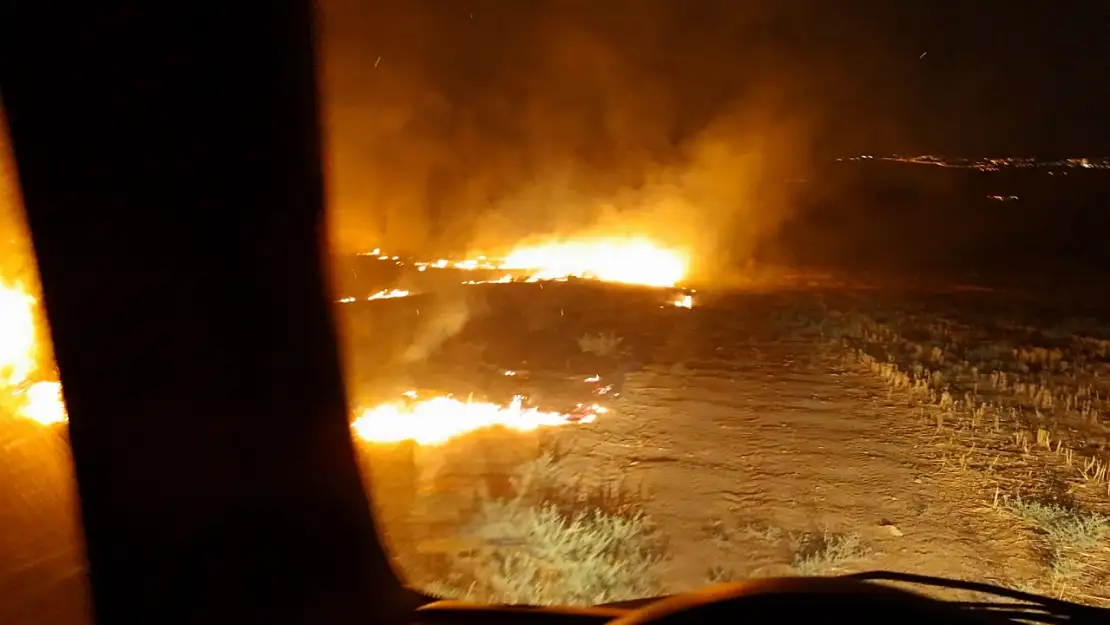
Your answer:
[371,440,668,606]
[807,296,1110,602]
[699,517,870,580]
[820,305,1110,503]
[357,286,1110,606]
[789,530,869,576]
[578,332,625,358]
[996,493,1110,597]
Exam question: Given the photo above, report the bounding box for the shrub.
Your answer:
[577,332,624,358]
[428,452,665,605]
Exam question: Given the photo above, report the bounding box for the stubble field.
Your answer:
[4,276,1110,625]
[351,280,1110,607]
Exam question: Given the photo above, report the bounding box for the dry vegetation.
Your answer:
[361,436,666,605]
[823,298,1110,600]
[346,284,1110,607]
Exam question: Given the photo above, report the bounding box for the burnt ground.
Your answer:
[5,280,1110,624]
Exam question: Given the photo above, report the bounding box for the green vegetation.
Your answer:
[998,494,1109,596]
[424,451,666,606]
[789,530,869,576]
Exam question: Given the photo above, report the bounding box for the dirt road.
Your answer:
[553,335,1045,594]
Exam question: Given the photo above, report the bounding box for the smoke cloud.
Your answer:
[317,0,894,278]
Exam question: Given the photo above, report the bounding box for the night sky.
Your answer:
[318,0,1106,254]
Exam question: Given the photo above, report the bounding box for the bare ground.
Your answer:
[548,340,1047,595]
[357,285,1110,604]
[5,283,1110,622]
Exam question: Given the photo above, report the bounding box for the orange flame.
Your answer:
[501,238,688,287]
[0,279,67,426]
[21,380,67,426]
[672,294,693,308]
[351,394,589,446]
[367,236,689,288]
[337,288,412,304]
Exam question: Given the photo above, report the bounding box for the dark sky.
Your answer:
[318,0,1106,256]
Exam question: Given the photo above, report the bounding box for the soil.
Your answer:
[350,283,1110,604]
[547,337,1043,595]
[5,280,1110,624]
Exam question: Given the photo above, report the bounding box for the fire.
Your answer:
[337,288,412,304]
[367,236,689,288]
[0,279,37,387]
[21,380,66,425]
[672,293,694,308]
[351,394,587,446]
[0,279,67,426]
[500,238,688,287]
[367,289,410,300]
[462,274,513,285]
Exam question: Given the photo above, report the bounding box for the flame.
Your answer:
[21,380,67,425]
[368,289,410,300]
[462,274,513,285]
[0,279,37,387]
[500,238,688,287]
[366,236,689,288]
[673,294,693,308]
[338,289,412,304]
[351,394,587,446]
[0,279,67,425]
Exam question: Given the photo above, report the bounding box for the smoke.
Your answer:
[401,289,485,365]
[317,1,862,275]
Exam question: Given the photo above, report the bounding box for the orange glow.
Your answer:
[351,393,591,446]
[367,236,689,288]
[0,279,67,425]
[0,278,37,387]
[338,288,412,304]
[672,294,693,308]
[21,381,67,426]
[500,238,688,287]
[367,288,410,300]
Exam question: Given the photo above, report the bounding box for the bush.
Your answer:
[426,452,666,605]
[577,332,624,358]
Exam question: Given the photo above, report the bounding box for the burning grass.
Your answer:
[11,244,1110,606]
[351,392,596,446]
[354,237,690,289]
[347,282,1110,603]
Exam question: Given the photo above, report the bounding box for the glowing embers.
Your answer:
[672,293,694,309]
[337,289,412,304]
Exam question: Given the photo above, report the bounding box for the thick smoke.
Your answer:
[317,0,878,279]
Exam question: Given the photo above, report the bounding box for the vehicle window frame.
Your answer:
[0,2,427,623]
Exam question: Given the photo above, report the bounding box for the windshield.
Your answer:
[3,1,1110,620]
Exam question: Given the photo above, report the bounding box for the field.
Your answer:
[348,279,1110,606]
[4,276,1110,623]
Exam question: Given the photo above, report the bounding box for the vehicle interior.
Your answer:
[1,2,1108,624]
